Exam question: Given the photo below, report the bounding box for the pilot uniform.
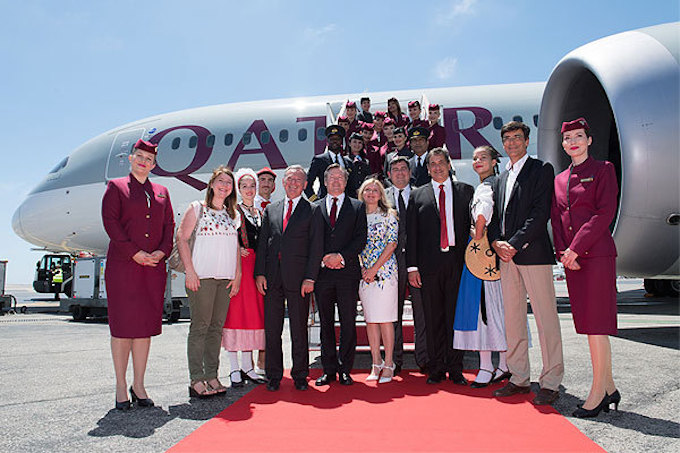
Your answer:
[102,172,175,338]
[551,155,618,335]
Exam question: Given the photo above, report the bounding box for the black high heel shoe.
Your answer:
[129,386,154,407]
[572,394,610,418]
[608,390,621,411]
[115,399,131,411]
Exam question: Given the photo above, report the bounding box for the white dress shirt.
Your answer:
[327,150,345,169]
[282,195,302,225]
[503,153,529,234]
[325,192,345,213]
[391,185,410,216]
[431,178,456,249]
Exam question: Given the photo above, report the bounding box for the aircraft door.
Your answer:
[105,128,146,180]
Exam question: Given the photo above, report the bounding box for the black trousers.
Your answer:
[420,252,465,377]
[393,252,428,368]
[315,278,359,375]
[264,277,310,381]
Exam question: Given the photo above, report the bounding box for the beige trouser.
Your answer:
[500,261,564,390]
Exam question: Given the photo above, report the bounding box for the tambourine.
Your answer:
[464,232,500,281]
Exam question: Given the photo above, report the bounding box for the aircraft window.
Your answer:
[171,137,181,149]
[260,131,271,144]
[49,157,69,174]
[279,129,288,143]
[224,133,233,146]
[533,114,539,127]
[189,136,198,148]
[206,134,215,147]
[298,128,307,142]
[316,127,326,141]
[243,132,252,145]
[492,117,503,130]
[513,115,523,123]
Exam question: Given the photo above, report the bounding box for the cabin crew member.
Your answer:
[551,118,620,417]
[305,125,354,201]
[407,100,429,131]
[373,111,388,149]
[428,104,446,150]
[488,121,564,406]
[358,97,373,123]
[345,101,361,136]
[255,167,277,211]
[387,156,428,374]
[406,147,473,384]
[383,127,413,176]
[361,122,384,175]
[311,164,367,386]
[408,126,431,187]
[382,117,397,154]
[348,132,372,197]
[387,97,409,128]
[337,116,351,153]
[101,139,174,410]
[256,165,322,391]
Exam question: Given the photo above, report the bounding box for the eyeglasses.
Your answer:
[502,135,526,143]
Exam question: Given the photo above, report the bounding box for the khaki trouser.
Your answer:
[187,279,231,381]
[499,261,564,390]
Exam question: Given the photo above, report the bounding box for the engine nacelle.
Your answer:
[537,22,679,278]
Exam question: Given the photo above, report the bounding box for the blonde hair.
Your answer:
[357,178,397,217]
[205,165,237,219]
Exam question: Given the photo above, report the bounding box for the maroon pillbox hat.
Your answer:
[561,117,590,134]
[257,167,276,179]
[338,115,349,122]
[345,101,357,109]
[383,117,395,126]
[428,104,440,110]
[134,139,158,155]
[408,100,420,108]
[374,111,386,119]
[360,122,374,131]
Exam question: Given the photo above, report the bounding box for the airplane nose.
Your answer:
[12,202,26,242]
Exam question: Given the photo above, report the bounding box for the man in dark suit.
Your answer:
[488,121,564,406]
[255,165,321,391]
[386,156,428,374]
[357,97,373,123]
[409,126,431,187]
[406,147,473,384]
[305,125,354,201]
[312,164,367,386]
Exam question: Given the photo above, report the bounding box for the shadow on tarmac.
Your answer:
[615,326,679,350]
[88,406,175,439]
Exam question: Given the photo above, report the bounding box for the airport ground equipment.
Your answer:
[64,256,188,322]
[33,253,73,299]
[0,260,24,315]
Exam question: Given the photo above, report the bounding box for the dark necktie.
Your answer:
[417,156,422,170]
[439,184,449,250]
[398,189,407,235]
[330,197,338,228]
[283,199,293,231]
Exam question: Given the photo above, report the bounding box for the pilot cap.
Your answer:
[257,167,276,179]
[408,126,430,139]
[325,125,346,138]
[134,139,158,155]
[393,126,406,136]
[561,117,590,134]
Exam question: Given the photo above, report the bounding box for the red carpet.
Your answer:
[169,370,604,452]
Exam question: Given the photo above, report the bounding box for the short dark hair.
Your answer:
[389,155,411,172]
[323,163,348,182]
[501,121,530,140]
[426,147,451,166]
[360,97,370,103]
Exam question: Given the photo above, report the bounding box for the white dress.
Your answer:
[453,182,508,351]
[358,211,399,323]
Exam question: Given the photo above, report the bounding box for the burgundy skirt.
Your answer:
[105,257,167,338]
[565,256,617,335]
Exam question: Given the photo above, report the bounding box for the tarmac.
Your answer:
[0,280,678,452]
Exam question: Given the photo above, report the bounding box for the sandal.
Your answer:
[189,380,217,398]
[491,367,512,383]
[366,361,384,382]
[207,378,228,394]
[470,369,495,388]
[379,362,395,384]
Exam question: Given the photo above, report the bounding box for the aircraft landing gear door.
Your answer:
[105,128,146,180]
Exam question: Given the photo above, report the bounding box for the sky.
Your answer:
[1,0,677,284]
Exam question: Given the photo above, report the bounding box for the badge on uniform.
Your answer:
[580,177,594,183]
[157,192,166,198]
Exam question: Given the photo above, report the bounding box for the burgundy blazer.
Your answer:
[428,123,446,150]
[551,157,618,258]
[102,174,175,262]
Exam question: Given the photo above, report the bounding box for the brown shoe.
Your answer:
[533,388,560,406]
[493,382,531,397]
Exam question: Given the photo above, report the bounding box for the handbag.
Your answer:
[168,202,203,273]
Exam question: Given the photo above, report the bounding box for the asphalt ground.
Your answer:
[0,280,678,452]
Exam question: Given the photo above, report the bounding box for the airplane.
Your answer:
[12,22,679,296]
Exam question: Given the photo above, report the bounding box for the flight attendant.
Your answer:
[551,118,620,418]
[387,97,409,128]
[101,139,174,410]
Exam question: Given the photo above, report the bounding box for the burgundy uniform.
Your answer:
[428,122,446,150]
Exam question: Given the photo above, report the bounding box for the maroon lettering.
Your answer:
[227,119,287,170]
[297,116,327,156]
[443,107,493,159]
[149,125,211,190]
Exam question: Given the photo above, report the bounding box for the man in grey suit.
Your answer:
[386,156,428,374]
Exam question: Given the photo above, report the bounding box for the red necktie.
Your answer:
[283,199,293,231]
[439,184,449,250]
[261,200,270,210]
[330,197,338,228]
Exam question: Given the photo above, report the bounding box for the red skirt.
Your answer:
[222,249,265,350]
[565,256,617,335]
[105,257,166,338]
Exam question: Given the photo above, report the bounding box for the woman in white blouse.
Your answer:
[453,146,510,388]
[178,166,242,398]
